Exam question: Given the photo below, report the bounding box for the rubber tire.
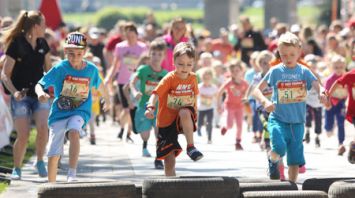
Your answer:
[242,190,328,198]
[328,179,355,198]
[302,177,355,193]
[143,177,239,198]
[37,181,136,198]
[180,176,281,183]
[240,181,298,195]
[135,185,142,198]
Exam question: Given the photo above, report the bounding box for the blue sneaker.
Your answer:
[35,160,48,177]
[268,159,280,180]
[11,168,21,180]
[143,148,152,157]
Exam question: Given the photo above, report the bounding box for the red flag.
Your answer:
[39,0,63,30]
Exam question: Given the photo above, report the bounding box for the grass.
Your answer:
[0,130,37,194]
[63,5,320,30]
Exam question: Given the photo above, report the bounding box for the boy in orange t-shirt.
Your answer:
[145,42,203,176]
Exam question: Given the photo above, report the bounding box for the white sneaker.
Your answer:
[67,173,78,182]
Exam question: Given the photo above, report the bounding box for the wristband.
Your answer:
[146,105,155,111]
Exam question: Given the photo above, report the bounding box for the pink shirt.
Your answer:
[161,34,189,72]
[223,79,249,109]
[114,40,148,84]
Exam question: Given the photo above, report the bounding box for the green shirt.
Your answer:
[136,65,168,107]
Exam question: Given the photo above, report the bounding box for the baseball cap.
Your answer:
[64,32,87,49]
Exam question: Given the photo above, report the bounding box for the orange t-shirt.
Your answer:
[153,71,199,128]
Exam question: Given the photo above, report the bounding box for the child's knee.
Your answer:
[68,130,80,139]
[179,108,191,119]
[272,142,286,157]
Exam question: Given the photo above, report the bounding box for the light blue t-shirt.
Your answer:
[263,64,317,123]
[245,68,256,100]
[38,60,101,126]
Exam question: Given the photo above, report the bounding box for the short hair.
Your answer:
[149,38,167,52]
[124,22,138,35]
[173,42,195,61]
[330,54,346,64]
[228,59,246,72]
[277,32,302,48]
[256,50,274,67]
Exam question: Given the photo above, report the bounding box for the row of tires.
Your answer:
[37,177,355,198]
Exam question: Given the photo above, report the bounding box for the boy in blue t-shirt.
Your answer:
[35,32,110,183]
[253,32,327,182]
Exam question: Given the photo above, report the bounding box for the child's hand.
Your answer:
[263,100,275,113]
[102,99,111,112]
[242,97,249,104]
[145,109,155,119]
[217,105,223,114]
[38,92,50,103]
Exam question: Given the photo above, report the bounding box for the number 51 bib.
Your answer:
[277,80,307,104]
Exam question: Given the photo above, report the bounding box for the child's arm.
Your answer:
[252,80,275,112]
[216,83,228,113]
[104,56,120,85]
[144,93,159,119]
[97,82,111,112]
[35,84,50,103]
[129,74,142,101]
[243,83,255,102]
[122,84,135,109]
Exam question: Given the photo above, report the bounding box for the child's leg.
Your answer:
[335,103,346,145]
[324,107,335,136]
[314,107,322,136]
[48,156,60,182]
[206,109,214,141]
[68,130,80,170]
[197,110,205,136]
[235,108,244,142]
[288,165,299,182]
[179,109,194,145]
[164,153,176,176]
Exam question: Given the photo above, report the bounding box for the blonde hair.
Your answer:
[170,17,186,35]
[200,67,214,79]
[277,31,302,48]
[1,10,43,50]
[228,59,246,73]
[256,50,274,68]
[330,54,346,64]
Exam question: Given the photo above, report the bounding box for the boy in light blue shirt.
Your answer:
[253,32,327,182]
[35,32,110,183]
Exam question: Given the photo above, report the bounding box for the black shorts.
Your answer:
[156,106,196,160]
[118,84,129,108]
[130,106,138,134]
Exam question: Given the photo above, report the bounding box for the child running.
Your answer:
[145,42,203,176]
[35,32,110,182]
[130,39,168,170]
[252,32,326,182]
[217,60,249,150]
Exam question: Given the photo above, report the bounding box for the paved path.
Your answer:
[1,119,354,197]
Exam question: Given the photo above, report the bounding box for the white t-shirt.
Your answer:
[306,87,322,108]
[197,83,218,111]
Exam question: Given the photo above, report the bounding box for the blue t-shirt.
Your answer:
[263,64,316,123]
[245,68,256,100]
[38,60,101,126]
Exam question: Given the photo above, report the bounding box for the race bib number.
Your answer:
[58,76,90,110]
[144,80,158,96]
[167,94,195,110]
[277,81,306,104]
[200,95,213,107]
[122,55,138,72]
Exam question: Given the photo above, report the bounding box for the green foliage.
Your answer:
[0,183,8,193]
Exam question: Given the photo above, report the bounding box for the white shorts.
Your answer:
[47,115,85,157]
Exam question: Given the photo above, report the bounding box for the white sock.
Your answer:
[68,168,76,177]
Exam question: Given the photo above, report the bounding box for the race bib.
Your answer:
[277,81,306,104]
[263,89,273,100]
[200,95,213,107]
[167,94,195,110]
[122,55,138,72]
[241,37,254,48]
[144,80,158,96]
[58,76,90,110]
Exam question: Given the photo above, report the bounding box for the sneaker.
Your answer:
[315,137,320,148]
[304,131,310,144]
[207,140,212,144]
[67,175,78,182]
[235,142,243,150]
[338,145,346,156]
[299,165,306,174]
[279,163,285,181]
[117,128,124,140]
[35,160,48,177]
[154,159,164,170]
[268,159,280,180]
[142,148,151,157]
[11,168,21,180]
[187,146,203,161]
[221,127,227,136]
[348,141,355,164]
[126,135,134,143]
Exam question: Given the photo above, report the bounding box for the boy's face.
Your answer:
[125,30,137,42]
[65,48,86,66]
[174,54,194,78]
[150,50,165,67]
[278,44,301,68]
[259,58,271,74]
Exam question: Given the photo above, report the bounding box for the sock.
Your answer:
[118,128,124,138]
[187,144,194,149]
[143,141,147,149]
[68,168,76,177]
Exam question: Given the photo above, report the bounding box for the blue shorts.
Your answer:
[268,115,305,166]
[10,96,50,119]
[134,105,157,133]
